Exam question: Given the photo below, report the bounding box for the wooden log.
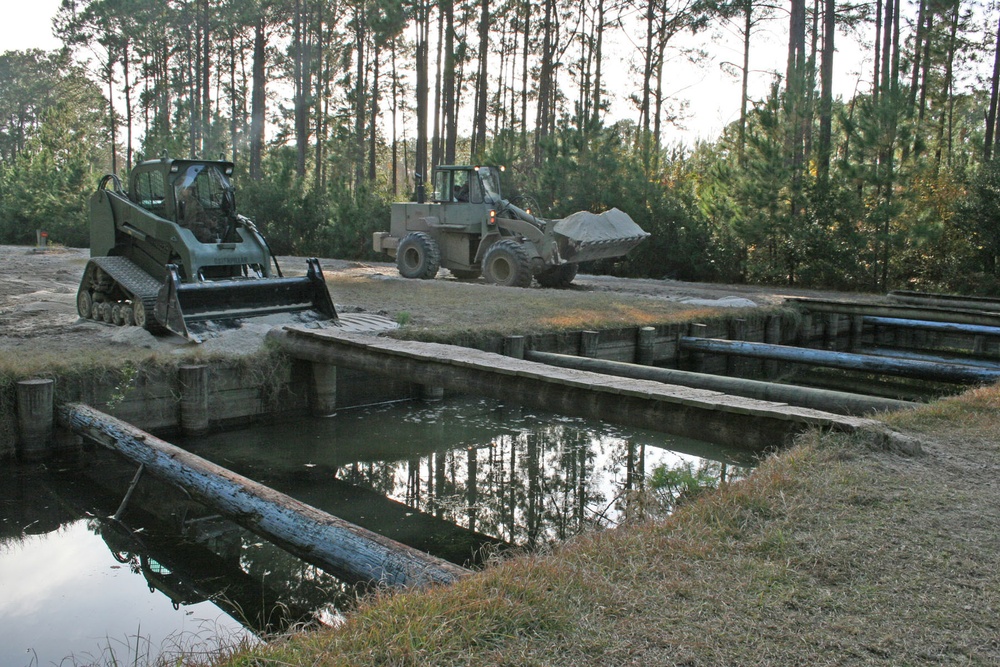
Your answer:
[851,347,1000,370]
[679,337,1000,384]
[57,402,469,587]
[524,350,915,416]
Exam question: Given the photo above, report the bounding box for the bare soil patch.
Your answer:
[0,244,877,366]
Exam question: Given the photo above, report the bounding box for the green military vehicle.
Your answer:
[77,156,337,341]
[374,165,649,288]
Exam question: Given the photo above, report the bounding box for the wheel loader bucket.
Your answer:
[155,258,338,341]
[550,208,650,264]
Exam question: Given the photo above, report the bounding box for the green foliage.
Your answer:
[948,160,1000,294]
[526,121,716,281]
[239,147,390,260]
[0,50,110,247]
[647,459,728,514]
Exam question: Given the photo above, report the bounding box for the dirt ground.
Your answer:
[0,244,875,361]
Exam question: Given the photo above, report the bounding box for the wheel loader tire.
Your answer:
[397,232,441,280]
[483,240,533,288]
[536,263,579,288]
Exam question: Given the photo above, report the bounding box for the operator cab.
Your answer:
[130,159,239,244]
[431,166,504,206]
[172,163,237,243]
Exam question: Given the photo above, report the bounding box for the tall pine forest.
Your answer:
[2,0,1000,295]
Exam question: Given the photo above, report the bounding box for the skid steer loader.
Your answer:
[373,165,649,287]
[76,156,337,341]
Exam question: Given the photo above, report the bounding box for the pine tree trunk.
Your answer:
[415,0,430,188]
[123,39,133,173]
[985,13,1000,161]
[738,3,752,167]
[431,13,443,167]
[249,18,266,181]
[442,0,457,164]
[201,0,211,154]
[592,0,605,128]
[354,5,367,186]
[472,0,489,156]
[521,0,530,145]
[534,0,556,165]
[369,47,379,181]
[293,0,309,177]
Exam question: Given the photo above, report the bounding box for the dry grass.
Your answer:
[215,385,1000,666]
[327,273,712,341]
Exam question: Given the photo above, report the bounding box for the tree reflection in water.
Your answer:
[327,402,755,550]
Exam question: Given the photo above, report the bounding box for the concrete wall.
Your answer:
[2,358,422,460]
[2,311,800,461]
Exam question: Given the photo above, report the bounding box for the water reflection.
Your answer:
[184,397,757,551]
[0,396,757,665]
[0,459,352,667]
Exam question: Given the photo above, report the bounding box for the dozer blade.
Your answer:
[551,208,650,264]
[155,258,338,341]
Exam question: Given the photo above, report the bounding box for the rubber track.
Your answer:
[89,256,167,333]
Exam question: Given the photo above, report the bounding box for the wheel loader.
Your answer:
[76,156,337,341]
[373,165,649,287]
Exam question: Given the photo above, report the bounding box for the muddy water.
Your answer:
[0,396,756,666]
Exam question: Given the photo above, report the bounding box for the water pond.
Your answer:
[0,396,758,666]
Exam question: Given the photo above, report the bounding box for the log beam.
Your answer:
[524,350,915,416]
[57,402,469,588]
[679,337,1000,384]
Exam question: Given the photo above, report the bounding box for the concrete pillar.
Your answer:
[764,316,782,377]
[310,362,338,417]
[687,323,708,372]
[503,335,526,359]
[727,319,746,375]
[849,315,865,351]
[17,379,54,461]
[421,385,445,401]
[636,326,656,366]
[179,365,209,436]
[580,331,600,358]
[798,313,813,346]
[823,314,838,349]
[974,334,987,356]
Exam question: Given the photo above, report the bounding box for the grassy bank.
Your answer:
[213,385,1000,666]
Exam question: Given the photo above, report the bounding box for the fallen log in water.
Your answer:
[57,402,469,588]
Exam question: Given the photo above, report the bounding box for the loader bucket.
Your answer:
[550,208,650,264]
[155,258,338,341]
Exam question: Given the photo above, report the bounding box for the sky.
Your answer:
[1,0,873,145]
[2,0,63,52]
